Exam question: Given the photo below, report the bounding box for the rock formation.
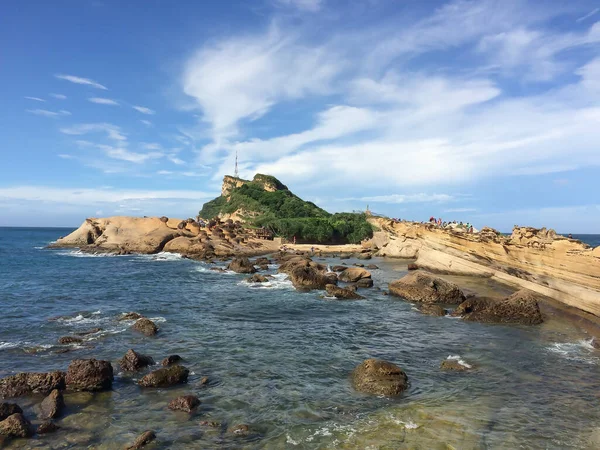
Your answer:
[120,349,155,372]
[139,366,189,388]
[132,318,158,336]
[39,389,65,419]
[168,395,200,413]
[65,359,113,392]
[453,289,543,325]
[351,359,408,396]
[388,271,466,304]
[325,284,365,300]
[0,371,65,398]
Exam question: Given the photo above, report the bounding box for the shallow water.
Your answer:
[1,227,599,449]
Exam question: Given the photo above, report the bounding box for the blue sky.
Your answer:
[1,0,600,232]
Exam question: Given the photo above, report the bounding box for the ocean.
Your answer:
[0,227,599,449]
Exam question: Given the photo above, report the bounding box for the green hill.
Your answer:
[199,174,373,244]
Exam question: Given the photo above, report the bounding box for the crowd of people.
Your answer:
[429,217,475,233]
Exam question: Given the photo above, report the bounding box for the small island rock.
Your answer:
[388,271,465,304]
[65,359,113,392]
[351,359,408,396]
[120,349,155,372]
[168,395,200,413]
[139,365,189,388]
[132,318,158,336]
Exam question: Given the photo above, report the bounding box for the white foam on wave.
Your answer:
[390,417,420,429]
[55,250,118,258]
[33,246,44,249]
[135,252,183,262]
[57,314,106,326]
[240,273,293,290]
[547,339,599,364]
[446,354,472,368]
[148,316,167,323]
[0,341,20,350]
[194,265,236,275]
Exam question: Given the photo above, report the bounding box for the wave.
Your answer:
[446,354,472,368]
[55,314,106,326]
[55,250,119,258]
[546,339,598,364]
[239,273,293,290]
[134,252,183,262]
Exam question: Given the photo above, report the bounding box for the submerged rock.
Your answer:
[120,349,155,372]
[126,430,156,450]
[228,424,250,436]
[58,336,83,345]
[351,359,408,396]
[66,359,113,392]
[37,420,60,434]
[452,289,543,325]
[592,339,600,350]
[366,264,379,270]
[227,257,257,274]
[419,304,447,316]
[39,389,65,419]
[388,271,465,304]
[132,318,158,336]
[246,274,269,283]
[161,355,182,366]
[139,365,189,388]
[75,328,103,336]
[0,403,22,421]
[440,359,472,371]
[325,284,364,300]
[168,395,200,413]
[0,413,33,438]
[119,312,144,321]
[0,372,66,398]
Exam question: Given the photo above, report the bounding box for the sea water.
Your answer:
[1,227,599,449]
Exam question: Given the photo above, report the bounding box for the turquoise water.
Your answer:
[1,227,599,449]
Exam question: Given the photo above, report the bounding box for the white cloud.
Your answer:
[49,93,67,100]
[140,119,153,127]
[576,8,599,23]
[58,154,73,159]
[26,109,71,118]
[353,193,455,204]
[141,143,162,150]
[55,74,108,90]
[61,123,127,141]
[88,97,119,105]
[24,96,45,102]
[132,105,155,115]
[275,0,322,12]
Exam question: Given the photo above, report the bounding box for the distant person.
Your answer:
[568,233,573,239]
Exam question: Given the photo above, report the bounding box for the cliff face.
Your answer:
[371,219,600,316]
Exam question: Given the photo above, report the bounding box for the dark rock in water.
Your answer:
[75,328,103,336]
[246,274,269,283]
[452,289,543,325]
[259,264,269,271]
[290,266,336,291]
[0,372,66,398]
[132,318,158,336]
[126,430,156,450]
[161,355,182,366]
[353,263,365,268]
[332,265,347,272]
[139,365,189,388]
[39,389,65,419]
[228,424,250,436]
[440,359,471,371]
[120,349,155,372]
[419,304,447,316]
[227,257,257,274]
[66,359,113,392]
[356,253,372,260]
[200,376,209,385]
[339,253,351,260]
[200,420,221,428]
[0,403,22,421]
[351,359,408,396]
[58,336,83,345]
[366,264,379,270]
[254,257,271,266]
[354,278,374,288]
[389,271,465,304]
[592,339,600,349]
[338,268,372,283]
[382,291,388,296]
[168,395,200,412]
[407,263,418,271]
[325,284,364,300]
[0,413,33,438]
[37,420,60,434]
[119,312,144,321]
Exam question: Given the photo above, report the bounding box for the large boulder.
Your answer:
[168,395,200,413]
[388,271,465,304]
[338,268,372,283]
[0,413,33,438]
[452,289,543,325]
[120,349,155,372]
[126,430,156,450]
[139,366,189,388]
[161,355,182,366]
[325,284,364,300]
[351,359,408,396]
[227,257,257,274]
[289,265,337,291]
[65,359,113,392]
[39,389,65,419]
[0,372,65,398]
[132,318,158,336]
[354,278,374,288]
[0,403,22,421]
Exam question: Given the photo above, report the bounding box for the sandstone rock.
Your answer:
[39,389,65,419]
[356,252,372,260]
[168,395,200,413]
[351,359,408,396]
[332,265,347,272]
[453,289,543,325]
[407,263,418,271]
[325,284,364,300]
[338,267,372,283]
[0,372,65,398]
[353,263,365,267]
[246,274,269,283]
[66,359,113,392]
[228,424,250,436]
[254,257,271,266]
[354,278,374,288]
[139,365,189,388]
[119,312,144,321]
[0,403,22,421]
[389,271,465,304]
[132,318,158,336]
[419,304,447,316]
[37,420,60,434]
[58,336,83,345]
[290,265,337,291]
[227,257,257,274]
[126,430,156,450]
[0,413,33,438]
[161,355,182,366]
[339,253,351,260]
[120,349,155,372]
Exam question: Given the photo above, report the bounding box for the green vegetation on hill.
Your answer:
[199,174,373,244]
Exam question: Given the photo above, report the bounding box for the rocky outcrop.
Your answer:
[161,355,182,366]
[419,304,447,316]
[65,359,113,392]
[58,336,83,345]
[246,274,269,283]
[289,265,337,291]
[228,257,257,274]
[168,395,200,413]
[0,404,22,421]
[325,284,364,300]
[389,271,466,304]
[0,372,65,398]
[126,430,156,450]
[139,366,189,388]
[452,289,543,325]
[351,359,408,396]
[132,318,158,336]
[0,413,33,438]
[39,389,65,419]
[338,268,372,283]
[120,350,155,372]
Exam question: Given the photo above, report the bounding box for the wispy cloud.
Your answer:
[140,119,153,127]
[274,0,323,12]
[141,143,162,150]
[49,93,67,100]
[348,193,454,204]
[55,74,108,90]
[132,105,155,115]
[576,8,599,23]
[26,109,71,118]
[60,123,126,141]
[24,96,45,102]
[88,97,119,105]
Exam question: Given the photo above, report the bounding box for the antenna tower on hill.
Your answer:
[234,150,239,179]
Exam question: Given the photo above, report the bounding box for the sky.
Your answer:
[1,0,600,232]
